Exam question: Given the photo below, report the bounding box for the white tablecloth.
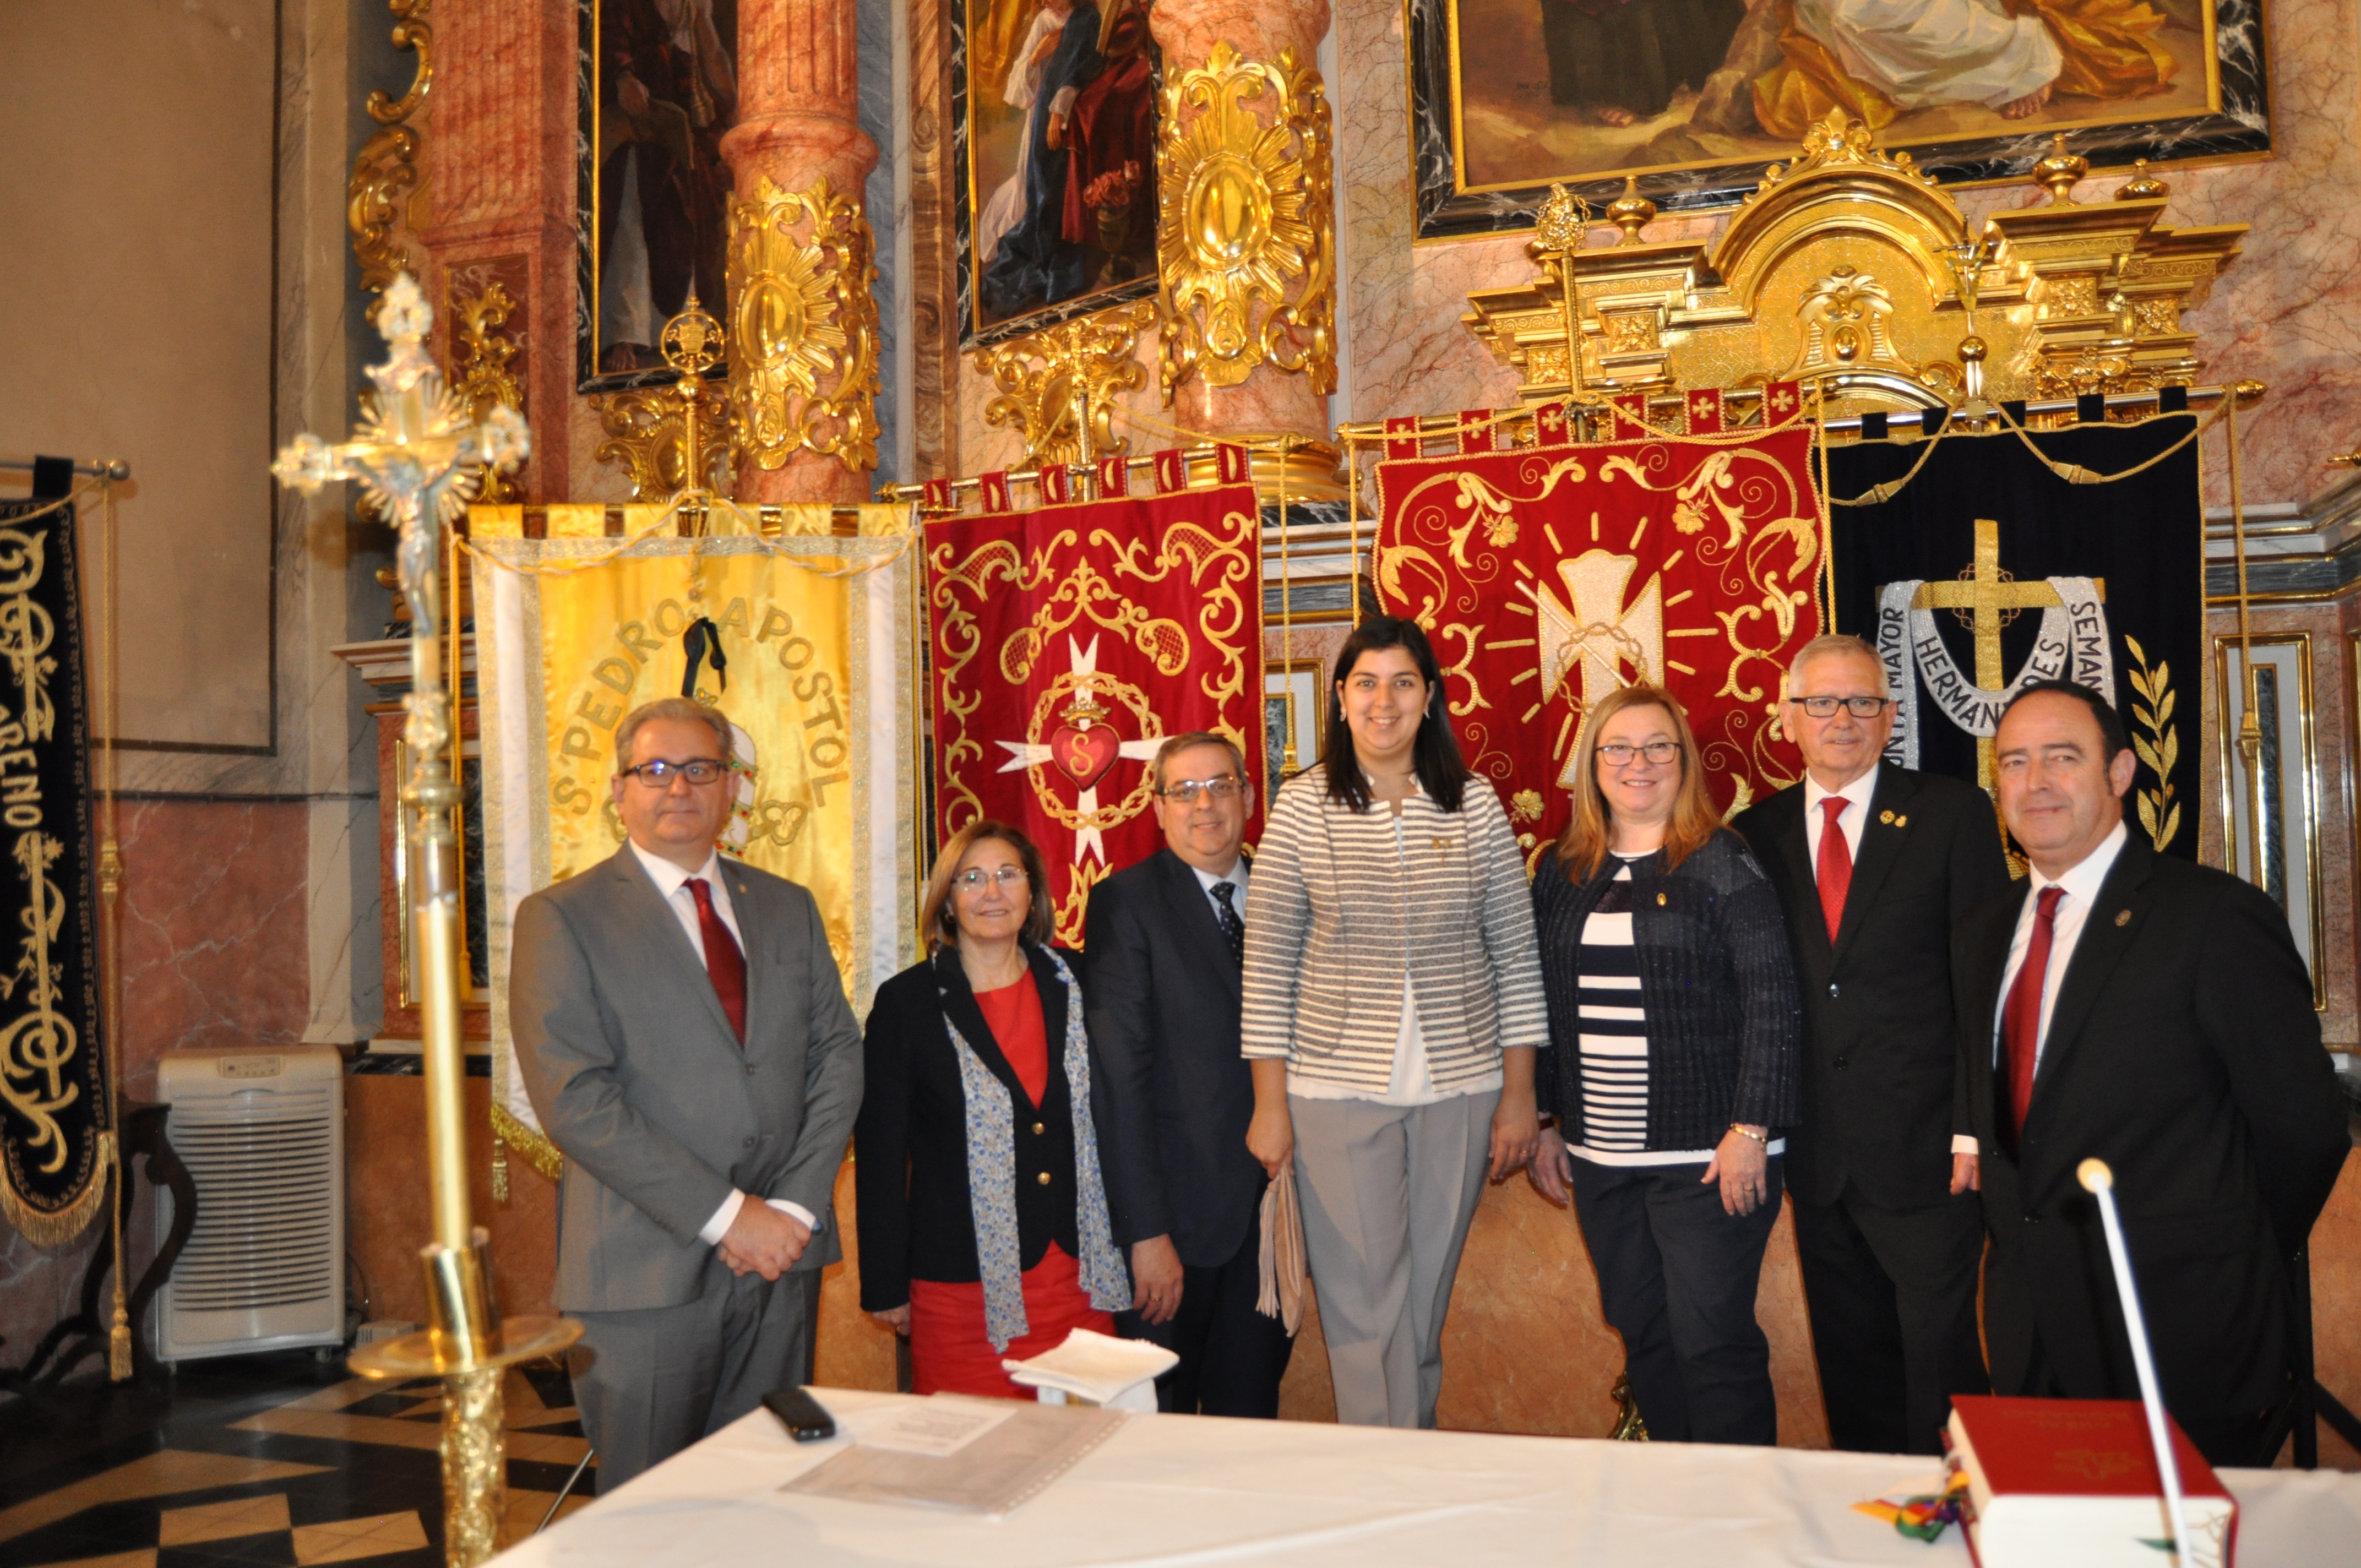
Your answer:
[494,1387,2361,1566]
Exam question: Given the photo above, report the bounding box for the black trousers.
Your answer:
[1570,1156,1784,1445]
[1115,1216,1295,1417]
[2017,1333,2274,1469]
[1791,1178,1989,1454]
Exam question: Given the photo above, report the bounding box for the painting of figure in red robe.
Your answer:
[584,0,738,385]
[962,0,1161,343]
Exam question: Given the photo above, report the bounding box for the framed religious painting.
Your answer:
[576,0,742,391]
[1406,0,2272,238]
[954,0,1163,347]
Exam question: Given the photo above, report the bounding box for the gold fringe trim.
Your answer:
[489,1099,563,1184]
[1,1130,113,1249]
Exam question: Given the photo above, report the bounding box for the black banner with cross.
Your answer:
[1826,415,2202,862]
[0,469,108,1246]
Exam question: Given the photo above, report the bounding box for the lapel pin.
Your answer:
[1879,809,1895,824]
[2114,908,2131,926]
[1894,814,1907,827]
[1656,892,1668,906]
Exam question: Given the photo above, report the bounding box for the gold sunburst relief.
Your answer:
[1156,42,1335,401]
[727,174,882,473]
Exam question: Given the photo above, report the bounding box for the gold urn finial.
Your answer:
[2115,157,2168,201]
[1607,176,1656,246]
[2033,134,2088,205]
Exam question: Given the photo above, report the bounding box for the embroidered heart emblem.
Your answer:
[1049,723,1121,789]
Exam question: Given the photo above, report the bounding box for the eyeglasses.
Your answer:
[1787,696,1894,718]
[1159,776,1243,803]
[1596,741,1682,767]
[954,865,1030,892]
[621,758,728,786]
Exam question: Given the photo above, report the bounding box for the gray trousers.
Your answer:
[570,1264,820,1491]
[1290,1090,1498,1428]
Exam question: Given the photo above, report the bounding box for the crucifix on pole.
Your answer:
[272,275,578,1567]
[1910,518,2103,792]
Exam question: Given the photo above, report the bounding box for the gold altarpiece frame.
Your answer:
[1460,116,2246,421]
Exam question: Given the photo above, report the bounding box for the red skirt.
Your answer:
[907,1242,1116,1400]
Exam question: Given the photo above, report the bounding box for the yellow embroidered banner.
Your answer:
[471,528,921,1175]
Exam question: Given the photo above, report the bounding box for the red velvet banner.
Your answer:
[1374,428,1825,863]
[927,484,1266,944]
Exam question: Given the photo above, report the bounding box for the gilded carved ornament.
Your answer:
[977,301,1155,469]
[1457,111,2243,415]
[348,0,432,308]
[1156,42,1336,402]
[726,175,883,473]
[450,279,524,502]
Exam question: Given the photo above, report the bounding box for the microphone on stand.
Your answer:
[2078,1157,2193,1566]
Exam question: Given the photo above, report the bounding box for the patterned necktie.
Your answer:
[1999,886,2065,1147]
[685,877,747,1043]
[1816,796,1853,944]
[1209,880,1245,966]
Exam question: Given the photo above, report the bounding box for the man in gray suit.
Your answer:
[513,696,863,1489]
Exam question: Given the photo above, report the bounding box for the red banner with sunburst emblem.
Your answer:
[1374,424,1825,865]
[927,486,1265,944]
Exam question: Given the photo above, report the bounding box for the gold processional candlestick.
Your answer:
[273,274,579,1567]
[662,291,726,527]
[1532,183,1595,415]
[2226,379,2268,890]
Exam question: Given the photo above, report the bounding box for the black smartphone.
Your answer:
[763,1386,837,1442]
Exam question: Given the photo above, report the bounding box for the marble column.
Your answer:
[1149,0,1339,491]
[420,0,579,499]
[722,0,883,503]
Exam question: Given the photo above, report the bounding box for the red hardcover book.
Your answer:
[1946,1395,2237,1568]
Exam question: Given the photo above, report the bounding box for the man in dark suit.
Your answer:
[1958,679,2348,1467]
[1086,731,1294,1415]
[1733,634,2009,1453]
[513,698,864,1487]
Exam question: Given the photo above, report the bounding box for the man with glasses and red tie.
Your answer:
[1732,635,2010,1454]
[512,696,864,1488]
[1085,732,1296,1415]
[1955,680,2346,1467]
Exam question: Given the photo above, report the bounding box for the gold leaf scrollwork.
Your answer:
[726,175,882,473]
[978,301,1155,469]
[2125,635,2182,851]
[348,1,431,309]
[451,279,523,502]
[1156,42,1336,401]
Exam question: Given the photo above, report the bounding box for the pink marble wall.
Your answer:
[1,799,311,1371]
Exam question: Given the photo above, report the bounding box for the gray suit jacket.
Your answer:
[511,846,865,1313]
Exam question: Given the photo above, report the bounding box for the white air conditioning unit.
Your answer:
[155,1045,345,1364]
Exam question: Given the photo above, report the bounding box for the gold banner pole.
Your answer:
[2226,380,2267,890]
[274,275,579,1567]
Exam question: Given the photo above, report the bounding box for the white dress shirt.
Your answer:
[1990,819,2129,1075]
[1801,765,1879,875]
[627,840,822,1247]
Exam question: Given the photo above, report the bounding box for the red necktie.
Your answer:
[1816,797,1852,943]
[2000,886,2065,1144]
[686,877,747,1043]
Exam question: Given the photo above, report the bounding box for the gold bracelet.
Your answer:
[1729,1123,1767,1144]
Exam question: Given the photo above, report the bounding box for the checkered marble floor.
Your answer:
[0,1355,592,1567]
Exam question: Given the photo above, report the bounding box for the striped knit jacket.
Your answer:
[1241,762,1549,1093]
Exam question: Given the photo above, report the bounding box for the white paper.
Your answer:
[855,1397,1020,1458]
[1002,1327,1178,1406]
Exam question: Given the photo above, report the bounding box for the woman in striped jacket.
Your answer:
[1240,616,1547,1428]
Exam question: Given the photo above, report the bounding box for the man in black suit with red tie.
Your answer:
[1086,732,1294,1415]
[1957,680,2348,1466]
[1733,635,2011,1453]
